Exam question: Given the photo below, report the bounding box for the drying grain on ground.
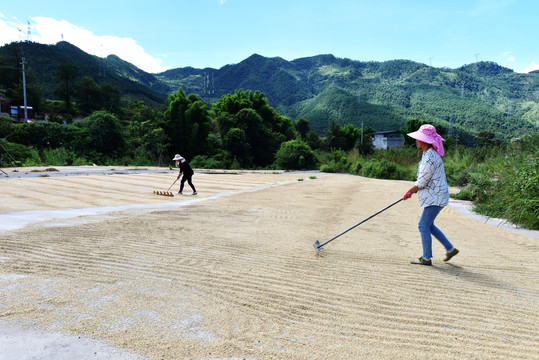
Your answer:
[0,166,537,359]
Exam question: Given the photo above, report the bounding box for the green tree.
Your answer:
[224,127,252,166]
[295,118,310,139]
[475,131,501,147]
[235,108,275,165]
[75,76,101,115]
[76,111,126,157]
[123,101,162,156]
[143,127,170,165]
[305,130,322,150]
[54,62,78,110]
[122,101,157,123]
[213,89,296,167]
[0,45,22,93]
[75,77,121,116]
[100,83,121,115]
[163,88,213,159]
[326,121,361,151]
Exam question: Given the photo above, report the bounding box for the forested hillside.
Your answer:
[1,42,538,142]
[157,55,539,142]
[158,54,539,142]
[0,41,167,106]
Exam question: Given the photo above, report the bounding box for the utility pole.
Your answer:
[358,86,363,144]
[21,57,28,123]
[16,27,29,122]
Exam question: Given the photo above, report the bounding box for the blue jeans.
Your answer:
[418,206,453,259]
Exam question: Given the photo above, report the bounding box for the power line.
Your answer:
[204,71,215,105]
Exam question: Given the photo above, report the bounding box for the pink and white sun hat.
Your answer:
[407,124,445,156]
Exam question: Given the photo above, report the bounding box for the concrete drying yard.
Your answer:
[0,166,537,359]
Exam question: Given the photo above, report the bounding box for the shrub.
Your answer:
[191,155,226,169]
[0,141,32,166]
[275,139,318,170]
[319,149,351,173]
[361,158,407,179]
[349,161,362,175]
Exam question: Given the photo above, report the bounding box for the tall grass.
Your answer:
[452,134,538,229]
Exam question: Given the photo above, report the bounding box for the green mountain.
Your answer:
[158,54,539,141]
[1,42,538,141]
[0,41,168,105]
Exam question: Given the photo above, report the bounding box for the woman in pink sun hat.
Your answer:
[403,124,459,266]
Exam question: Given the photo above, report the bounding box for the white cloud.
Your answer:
[0,19,24,44]
[0,16,170,73]
[523,61,539,73]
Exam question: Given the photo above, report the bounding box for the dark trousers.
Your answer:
[180,175,196,193]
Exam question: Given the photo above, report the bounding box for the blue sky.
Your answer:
[1,0,538,74]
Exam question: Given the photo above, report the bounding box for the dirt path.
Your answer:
[0,167,537,359]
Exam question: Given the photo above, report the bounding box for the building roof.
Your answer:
[371,130,402,135]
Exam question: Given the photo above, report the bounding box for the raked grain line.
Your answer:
[157,243,539,338]
[2,244,536,357]
[106,242,539,346]
[3,223,536,323]
[15,220,532,330]
[3,214,536,340]
[184,270,538,342]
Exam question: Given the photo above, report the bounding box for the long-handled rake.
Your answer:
[153,178,178,197]
[313,198,403,255]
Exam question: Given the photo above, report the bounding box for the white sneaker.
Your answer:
[192,191,197,195]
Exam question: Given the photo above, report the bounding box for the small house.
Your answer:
[372,130,404,149]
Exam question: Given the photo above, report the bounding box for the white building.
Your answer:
[372,130,404,149]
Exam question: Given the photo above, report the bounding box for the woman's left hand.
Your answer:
[403,190,413,200]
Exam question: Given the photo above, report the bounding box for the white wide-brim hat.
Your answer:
[172,154,184,161]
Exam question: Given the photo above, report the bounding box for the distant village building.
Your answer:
[372,130,404,149]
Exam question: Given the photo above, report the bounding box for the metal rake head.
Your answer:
[313,240,323,256]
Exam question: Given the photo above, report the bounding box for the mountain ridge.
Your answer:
[1,41,538,141]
